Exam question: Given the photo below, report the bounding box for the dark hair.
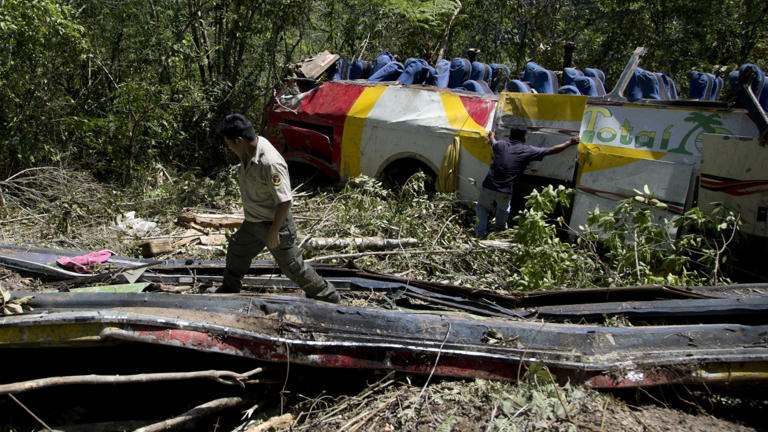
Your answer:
[508,128,527,141]
[218,114,256,141]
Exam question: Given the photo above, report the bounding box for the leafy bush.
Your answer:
[581,186,740,286]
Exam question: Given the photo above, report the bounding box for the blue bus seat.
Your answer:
[470,62,491,82]
[523,62,558,94]
[563,67,583,86]
[459,80,494,94]
[558,85,581,95]
[625,67,646,101]
[448,58,472,88]
[433,59,451,88]
[584,68,606,83]
[397,58,431,85]
[575,76,605,96]
[689,71,714,100]
[372,51,395,75]
[349,60,372,80]
[331,58,349,81]
[658,73,678,100]
[506,79,535,93]
[368,61,404,82]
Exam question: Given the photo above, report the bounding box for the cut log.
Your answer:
[172,229,203,248]
[134,397,247,432]
[199,234,227,246]
[300,236,419,251]
[139,230,206,257]
[139,239,174,258]
[177,211,244,229]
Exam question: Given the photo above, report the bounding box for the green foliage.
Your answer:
[502,184,739,290]
[508,185,596,291]
[0,0,88,176]
[1,0,767,182]
[581,186,739,286]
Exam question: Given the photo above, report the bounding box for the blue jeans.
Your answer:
[475,187,512,238]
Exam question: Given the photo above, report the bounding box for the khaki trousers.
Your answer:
[223,213,332,297]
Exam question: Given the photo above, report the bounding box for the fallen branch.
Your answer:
[417,324,451,401]
[340,389,404,432]
[0,368,263,395]
[301,236,418,252]
[134,396,247,432]
[244,413,294,432]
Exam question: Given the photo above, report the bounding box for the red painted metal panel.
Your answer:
[459,95,496,128]
[279,123,332,159]
[265,83,366,174]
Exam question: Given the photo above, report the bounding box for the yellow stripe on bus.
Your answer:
[502,93,587,122]
[576,142,667,182]
[440,93,491,164]
[340,86,387,178]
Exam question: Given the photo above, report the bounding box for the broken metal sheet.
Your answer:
[4,244,768,320]
[2,291,768,388]
[294,50,339,79]
[70,283,151,293]
[0,244,157,281]
[0,244,526,318]
[529,296,768,323]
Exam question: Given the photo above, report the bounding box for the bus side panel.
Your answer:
[699,134,768,238]
[572,103,759,232]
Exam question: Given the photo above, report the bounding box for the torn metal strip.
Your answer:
[3,292,768,388]
[530,296,768,323]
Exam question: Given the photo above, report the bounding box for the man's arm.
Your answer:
[266,201,291,249]
[489,130,497,145]
[546,136,580,155]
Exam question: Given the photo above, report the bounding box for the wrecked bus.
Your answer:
[263,48,768,243]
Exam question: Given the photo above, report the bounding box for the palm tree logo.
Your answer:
[669,112,730,155]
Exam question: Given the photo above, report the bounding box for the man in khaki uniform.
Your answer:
[216,114,340,303]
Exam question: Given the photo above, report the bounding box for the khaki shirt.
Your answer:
[239,137,292,222]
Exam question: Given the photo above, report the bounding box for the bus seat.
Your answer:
[368,61,404,82]
[575,76,605,96]
[433,59,451,88]
[506,79,535,93]
[460,80,494,94]
[397,58,431,85]
[637,69,661,99]
[558,85,581,95]
[658,73,678,100]
[448,58,472,88]
[523,62,558,94]
[470,62,491,82]
[689,71,714,100]
[563,67,583,86]
[737,64,765,100]
[372,51,395,75]
[331,58,349,81]
[349,60,372,80]
[584,68,606,83]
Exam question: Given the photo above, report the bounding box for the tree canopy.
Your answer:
[1,0,766,183]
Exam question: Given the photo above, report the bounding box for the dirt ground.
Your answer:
[282,375,764,432]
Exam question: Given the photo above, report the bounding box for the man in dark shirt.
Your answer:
[475,128,578,237]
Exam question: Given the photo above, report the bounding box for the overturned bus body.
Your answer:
[264,48,768,243]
